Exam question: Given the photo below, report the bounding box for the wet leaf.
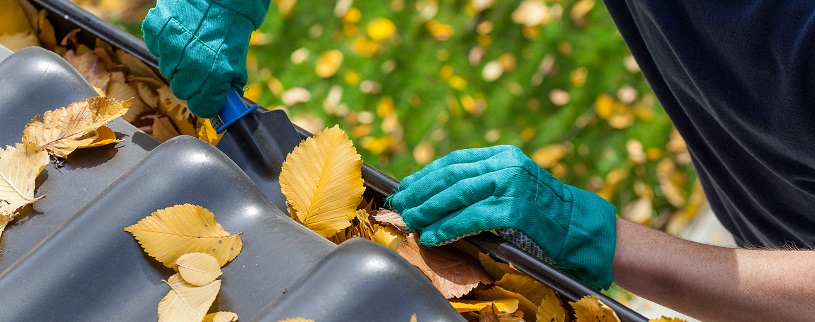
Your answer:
[158,273,220,322]
[571,295,620,322]
[22,97,130,158]
[175,253,223,286]
[280,125,365,237]
[450,298,519,313]
[397,234,493,299]
[203,312,238,322]
[0,142,49,231]
[124,204,242,268]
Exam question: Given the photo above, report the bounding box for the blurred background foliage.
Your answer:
[71,0,704,234]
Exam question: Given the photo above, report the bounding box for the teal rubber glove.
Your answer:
[142,0,270,118]
[388,145,617,290]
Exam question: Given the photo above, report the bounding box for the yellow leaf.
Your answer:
[279,125,365,237]
[79,126,121,148]
[478,253,521,281]
[315,50,344,78]
[203,312,238,322]
[22,97,131,158]
[106,73,150,123]
[156,86,197,136]
[571,295,620,322]
[370,224,405,251]
[472,304,525,322]
[450,298,519,313]
[475,286,536,319]
[537,295,567,322]
[367,18,397,41]
[0,0,38,51]
[354,209,374,239]
[371,208,407,233]
[124,204,242,268]
[175,253,223,286]
[409,313,417,322]
[158,273,221,322]
[531,144,566,168]
[36,10,56,50]
[496,274,561,311]
[649,317,687,322]
[196,118,224,146]
[0,142,48,223]
[397,234,493,299]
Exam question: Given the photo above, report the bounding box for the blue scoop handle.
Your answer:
[210,86,260,134]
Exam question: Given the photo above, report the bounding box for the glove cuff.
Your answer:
[209,0,270,29]
[555,186,617,291]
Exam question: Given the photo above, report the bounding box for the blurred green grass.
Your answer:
[79,0,703,232]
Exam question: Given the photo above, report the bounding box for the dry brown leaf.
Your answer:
[475,286,536,319]
[59,28,80,47]
[175,253,223,286]
[450,298,519,313]
[124,204,242,268]
[156,86,197,136]
[478,253,521,281]
[571,295,620,322]
[370,224,405,251]
[79,125,120,148]
[63,49,111,95]
[371,208,408,233]
[107,73,150,123]
[397,234,493,299]
[117,50,160,79]
[0,142,49,232]
[93,39,117,70]
[203,312,238,322]
[22,97,130,158]
[279,125,365,237]
[476,304,524,322]
[158,273,221,322]
[151,115,181,143]
[135,81,159,109]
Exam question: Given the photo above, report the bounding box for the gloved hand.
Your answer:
[388,145,617,290]
[142,0,270,118]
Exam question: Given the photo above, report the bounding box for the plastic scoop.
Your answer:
[209,86,261,134]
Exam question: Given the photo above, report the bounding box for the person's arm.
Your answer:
[614,219,815,321]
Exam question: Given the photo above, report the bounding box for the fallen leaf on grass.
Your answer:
[158,273,220,322]
[203,311,238,322]
[450,298,519,313]
[372,208,407,233]
[124,204,242,268]
[175,253,223,286]
[571,295,620,322]
[397,234,493,299]
[22,97,130,158]
[0,142,49,231]
[279,125,365,237]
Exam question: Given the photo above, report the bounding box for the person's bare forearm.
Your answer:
[612,219,815,321]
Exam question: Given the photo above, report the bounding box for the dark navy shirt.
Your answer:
[603,1,815,248]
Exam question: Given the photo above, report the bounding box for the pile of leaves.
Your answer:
[0,0,222,146]
[125,204,242,322]
[278,125,683,322]
[1,96,130,238]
